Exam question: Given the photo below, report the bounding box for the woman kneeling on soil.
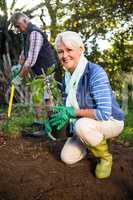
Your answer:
[49,31,124,179]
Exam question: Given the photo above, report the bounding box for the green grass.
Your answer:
[0,104,35,137]
[118,100,133,142]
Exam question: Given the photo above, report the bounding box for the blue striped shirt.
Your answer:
[66,62,124,121]
[90,66,112,120]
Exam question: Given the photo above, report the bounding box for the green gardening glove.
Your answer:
[11,64,23,86]
[49,106,76,131]
[44,119,56,141]
[12,74,23,86]
[11,64,22,80]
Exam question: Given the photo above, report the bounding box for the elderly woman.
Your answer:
[49,31,124,179]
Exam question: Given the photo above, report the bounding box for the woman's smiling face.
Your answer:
[57,41,83,73]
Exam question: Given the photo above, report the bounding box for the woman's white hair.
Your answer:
[55,31,84,50]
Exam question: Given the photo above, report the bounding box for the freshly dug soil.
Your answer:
[0,134,133,200]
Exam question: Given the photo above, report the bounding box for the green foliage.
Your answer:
[87,28,133,91]
[0,104,34,136]
[0,0,133,102]
[0,0,7,14]
[119,127,133,141]
[118,100,133,142]
[63,0,132,40]
[42,0,68,41]
[29,77,44,104]
[45,0,133,90]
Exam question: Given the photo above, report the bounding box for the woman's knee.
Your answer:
[103,120,124,139]
[60,148,77,165]
[75,118,86,135]
[60,137,87,164]
[75,118,103,146]
[75,118,95,137]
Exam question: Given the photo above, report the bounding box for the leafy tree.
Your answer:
[61,0,133,91]
[38,0,68,41]
[0,0,133,104]
[0,0,44,103]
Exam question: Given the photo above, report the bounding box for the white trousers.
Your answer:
[61,118,124,165]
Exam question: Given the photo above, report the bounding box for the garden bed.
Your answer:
[0,135,133,200]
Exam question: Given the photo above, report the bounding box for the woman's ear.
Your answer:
[79,46,85,55]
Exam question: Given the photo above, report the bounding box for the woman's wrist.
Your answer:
[76,108,82,117]
[76,108,95,119]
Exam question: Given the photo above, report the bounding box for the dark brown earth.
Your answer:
[0,134,133,200]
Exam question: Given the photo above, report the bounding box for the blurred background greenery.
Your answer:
[0,0,132,89]
[0,0,133,141]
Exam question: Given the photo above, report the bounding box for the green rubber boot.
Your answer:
[88,139,112,179]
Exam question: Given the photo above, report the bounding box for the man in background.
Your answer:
[11,12,57,134]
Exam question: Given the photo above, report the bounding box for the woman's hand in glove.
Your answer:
[12,74,23,86]
[49,106,76,131]
[44,119,56,141]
